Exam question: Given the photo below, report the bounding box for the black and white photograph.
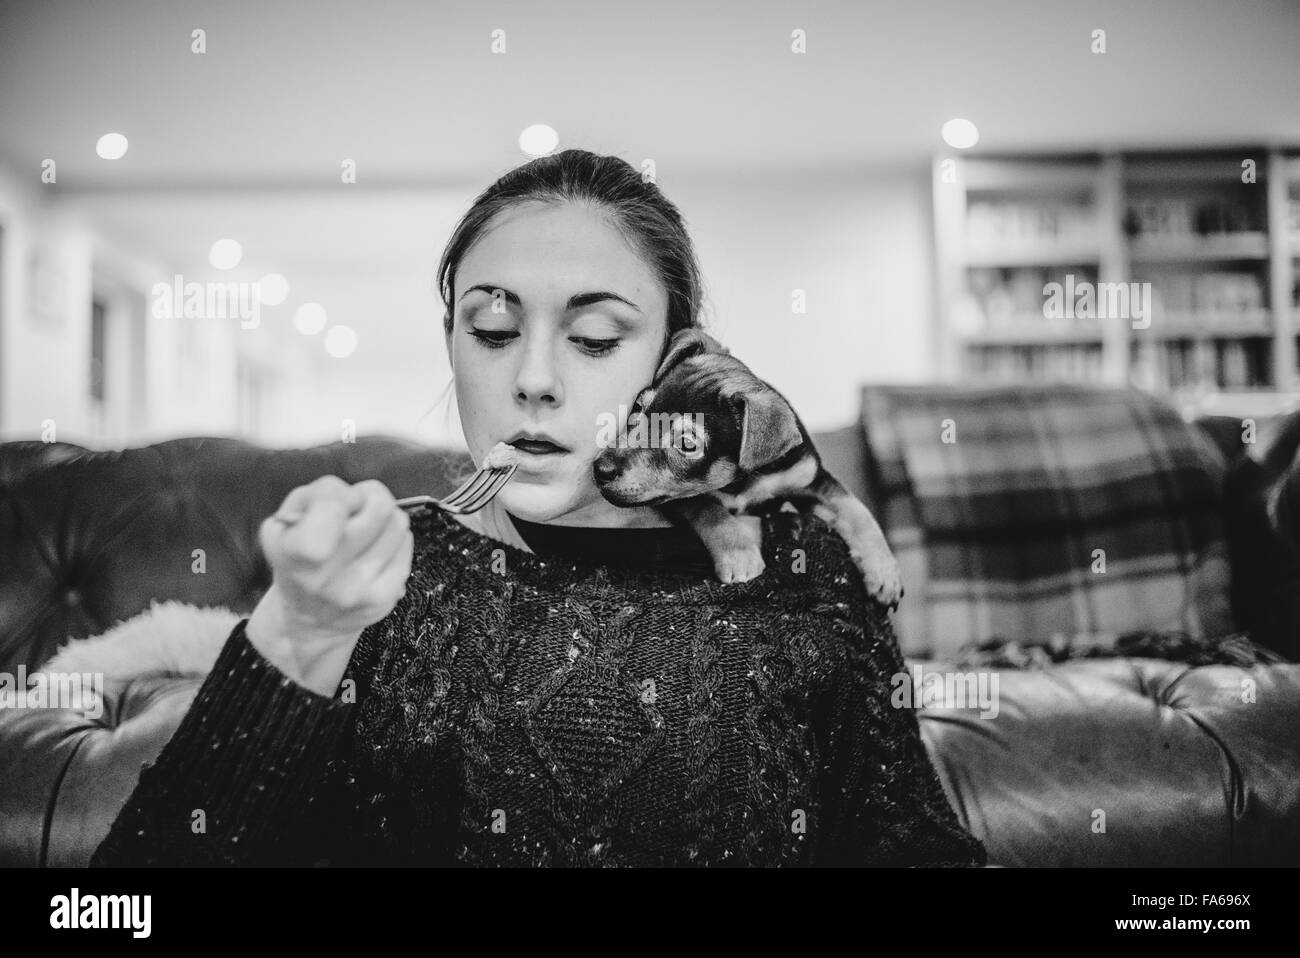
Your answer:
[0,0,1297,937]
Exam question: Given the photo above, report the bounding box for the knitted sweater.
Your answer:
[90,504,987,867]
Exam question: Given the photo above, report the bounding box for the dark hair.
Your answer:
[436,149,709,352]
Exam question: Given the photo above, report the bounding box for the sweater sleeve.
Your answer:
[89,617,360,867]
[809,597,988,868]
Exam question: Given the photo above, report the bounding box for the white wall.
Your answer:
[0,166,247,448]
[675,166,935,428]
[0,166,95,445]
[1,165,935,449]
[183,167,932,449]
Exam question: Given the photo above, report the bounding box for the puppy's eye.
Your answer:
[672,428,704,460]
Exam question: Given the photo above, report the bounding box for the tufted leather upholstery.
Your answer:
[0,435,472,867]
[2,427,1298,867]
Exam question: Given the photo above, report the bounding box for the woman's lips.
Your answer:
[510,439,566,455]
[508,439,569,470]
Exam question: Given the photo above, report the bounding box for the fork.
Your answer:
[393,459,519,515]
[271,459,519,526]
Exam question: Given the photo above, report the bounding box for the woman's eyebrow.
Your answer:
[459,284,642,313]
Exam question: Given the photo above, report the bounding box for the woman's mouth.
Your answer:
[509,439,567,456]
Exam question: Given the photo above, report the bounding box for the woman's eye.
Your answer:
[468,330,516,349]
[468,331,618,356]
[572,337,620,356]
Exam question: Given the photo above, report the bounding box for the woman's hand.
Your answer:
[245,476,414,696]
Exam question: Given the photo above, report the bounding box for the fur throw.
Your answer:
[37,600,241,683]
[36,601,1286,686]
[946,628,1287,670]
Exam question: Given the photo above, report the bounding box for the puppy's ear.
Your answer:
[630,386,656,414]
[654,327,728,384]
[732,388,802,472]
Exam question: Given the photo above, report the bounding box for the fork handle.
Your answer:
[272,495,431,526]
[395,495,437,512]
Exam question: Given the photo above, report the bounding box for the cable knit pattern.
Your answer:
[684,606,725,863]
[90,505,987,868]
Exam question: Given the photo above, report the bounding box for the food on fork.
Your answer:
[483,441,520,470]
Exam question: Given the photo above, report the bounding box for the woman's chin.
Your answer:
[494,482,579,523]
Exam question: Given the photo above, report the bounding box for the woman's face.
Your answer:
[446,200,671,527]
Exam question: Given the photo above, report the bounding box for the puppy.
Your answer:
[592,328,904,610]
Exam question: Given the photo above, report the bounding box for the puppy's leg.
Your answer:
[667,493,766,583]
[808,469,904,609]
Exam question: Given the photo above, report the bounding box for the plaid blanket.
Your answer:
[861,383,1237,660]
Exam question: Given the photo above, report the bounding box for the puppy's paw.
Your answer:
[848,547,904,610]
[713,546,766,584]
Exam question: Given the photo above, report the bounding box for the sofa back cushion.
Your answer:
[0,436,474,676]
[860,383,1237,660]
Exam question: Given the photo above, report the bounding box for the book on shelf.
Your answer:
[1143,271,1264,314]
[965,200,1098,248]
[968,343,1103,382]
[966,265,1102,331]
[1127,337,1272,392]
[1123,197,1261,239]
[1285,198,1300,234]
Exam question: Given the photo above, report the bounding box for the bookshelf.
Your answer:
[931,147,1300,419]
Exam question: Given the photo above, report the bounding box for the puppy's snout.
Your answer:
[593,456,622,483]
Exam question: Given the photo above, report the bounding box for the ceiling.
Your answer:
[3,0,1299,191]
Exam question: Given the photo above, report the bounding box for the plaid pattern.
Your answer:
[861,383,1237,660]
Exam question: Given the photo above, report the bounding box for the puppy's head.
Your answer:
[592,328,802,506]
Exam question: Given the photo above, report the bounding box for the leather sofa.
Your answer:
[2,386,1298,867]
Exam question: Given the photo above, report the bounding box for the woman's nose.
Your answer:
[513,343,560,403]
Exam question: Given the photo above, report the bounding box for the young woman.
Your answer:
[91,149,988,867]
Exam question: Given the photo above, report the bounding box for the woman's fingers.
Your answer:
[335,479,406,568]
[282,496,352,566]
[348,507,413,588]
[275,474,359,523]
[372,529,416,608]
